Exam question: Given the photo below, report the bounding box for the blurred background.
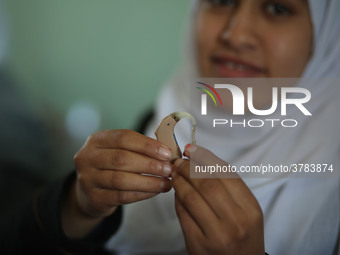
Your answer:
[1,0,190,175]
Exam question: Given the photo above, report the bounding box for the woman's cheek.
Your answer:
[268,23,312,77]
[265,36,303,77]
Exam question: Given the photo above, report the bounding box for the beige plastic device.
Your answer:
[155,112,196,161]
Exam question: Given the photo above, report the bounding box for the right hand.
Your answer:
[72,129,174,219]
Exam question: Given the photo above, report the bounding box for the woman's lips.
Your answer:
[211,56,266,78]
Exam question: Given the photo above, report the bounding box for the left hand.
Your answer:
[172,144,265,255]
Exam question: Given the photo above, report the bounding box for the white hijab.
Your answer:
[106,1,340,254]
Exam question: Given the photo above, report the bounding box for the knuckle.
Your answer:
[109,172,119,188]
[214,235,232,250]
[148,159,161,172]
[77,172,91,192]
[87,133,96,142]
[86,131,102,145]
[143,139,157,154]
[198,179,217,193]
[74,148,95,170]
[229,216,250,241]
[74,145,95,169]
[73,149,87,168]
[182,191,198,206]
[202,235,227,253]
[111,150,128,169]
[109,171,126,190]
[73,151,82,167]
[114,129,130,147]
[77,173,86,187]
[234,222,248,241]
[208,226,238,250]
[117,191,130,205]
[87,132,97,142]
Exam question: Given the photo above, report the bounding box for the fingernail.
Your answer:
[161,180,171,191]
[183,149,188,158]
[161,180,166,190]
[159,146,172,160]
[184,144,197,156]
[163,163,172,176]
[174,158,184,167]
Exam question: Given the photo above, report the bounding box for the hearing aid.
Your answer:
[155,112,197,161]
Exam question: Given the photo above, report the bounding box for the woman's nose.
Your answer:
[221,7,258,51]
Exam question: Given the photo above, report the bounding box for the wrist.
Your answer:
[61,180,109,239]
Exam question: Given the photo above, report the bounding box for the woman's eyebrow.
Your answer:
[300,0,309,7]
[287,0,309,7]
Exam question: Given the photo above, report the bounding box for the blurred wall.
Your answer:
[3,0,190,151]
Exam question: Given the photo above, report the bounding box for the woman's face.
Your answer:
[196,0,313,79]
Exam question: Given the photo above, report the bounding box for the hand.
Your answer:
[173,144,265,255]
[62,129,174,238]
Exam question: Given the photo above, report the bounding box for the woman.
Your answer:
[2,0,339,254]
[64,0,339,254]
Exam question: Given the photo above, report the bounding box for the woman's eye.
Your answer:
[205,0,237,7]
[266,2,292,16]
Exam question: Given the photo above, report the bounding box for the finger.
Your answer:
[182,145,257,209]
[184,144,237,177]
[89,170,172,193]
[89,148,173,177]
[172,162,219,236]
[175,193,205,243]
[87,129,173,161]
[93,188,159,208]
[174,158,242,220]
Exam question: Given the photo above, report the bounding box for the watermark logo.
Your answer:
[196,82,312,128]
[196,82,223,115]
